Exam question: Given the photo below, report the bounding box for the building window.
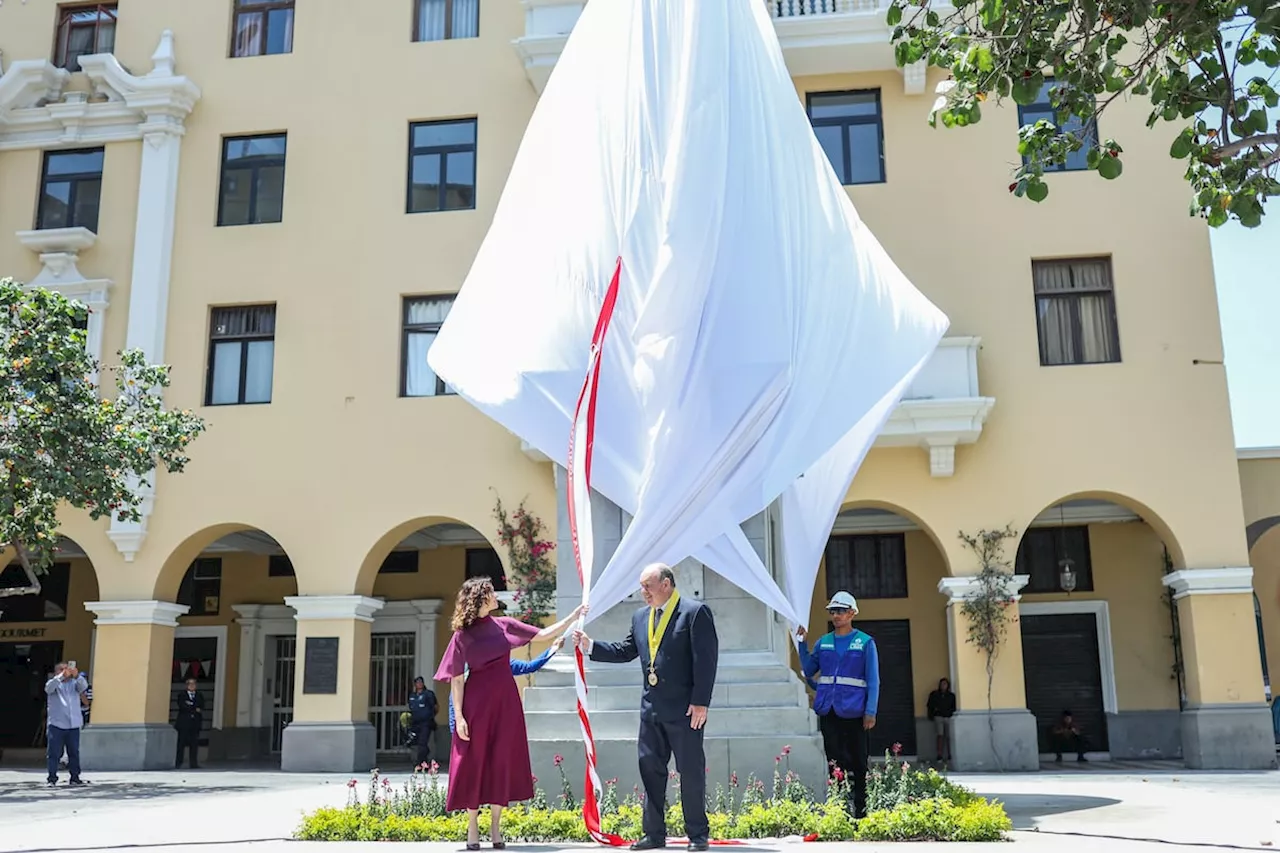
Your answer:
[466,547,507,592]
[824,533,908,600]
[414,0,479,41]
[231,0,294,58]
[379,551,419,574]
[1016,526,1094,594]
[1017,81,1098,172]
[1032,258,1121,366]
[0,563,70,622]
[217,134,287,226]
[267,555,295,577]
[206,305,276,406]
[807,90,886,185]
[37,148,104,232]
[407,119,477,213]
[401,295,455,397]
[53,4,117,72]
[177,558,223,616]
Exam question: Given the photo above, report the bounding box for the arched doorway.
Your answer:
[1013,496,1182,760]
[815,504,950,759]
[0,537,100,761]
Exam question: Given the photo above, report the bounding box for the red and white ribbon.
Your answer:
[567,258,627,846]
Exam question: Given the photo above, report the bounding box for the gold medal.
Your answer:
[648,671,658,687]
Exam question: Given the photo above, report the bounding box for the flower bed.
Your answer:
[295,749,1011,843]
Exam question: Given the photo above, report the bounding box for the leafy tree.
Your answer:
[0,278,207,598]
[888,0,1280,227]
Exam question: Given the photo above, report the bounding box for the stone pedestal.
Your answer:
[281,721,378,772]
[531,468,822,795]
[82,723,178,771]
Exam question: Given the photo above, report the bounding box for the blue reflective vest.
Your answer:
[798,629,880,719]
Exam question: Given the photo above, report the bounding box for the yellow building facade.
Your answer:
[0,0,1275,778]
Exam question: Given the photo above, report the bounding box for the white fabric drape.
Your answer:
[427,0,948,625]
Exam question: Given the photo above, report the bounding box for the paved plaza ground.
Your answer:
[0,761,1277,853]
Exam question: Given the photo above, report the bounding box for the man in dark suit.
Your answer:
[174,677,204,770]
[574,564,719,852]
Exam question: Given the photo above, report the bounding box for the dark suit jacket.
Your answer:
[589,595,719,722]
[176,691,205,730]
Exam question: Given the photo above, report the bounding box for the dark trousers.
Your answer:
[819,712,868,818]
[638,718,708,843]
[175,725,200,768]
[46,725,81,782]
[412,723,433,766]
[1052,731,1086,760]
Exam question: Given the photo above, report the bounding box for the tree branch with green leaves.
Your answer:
[889,0,1280,227]
[1,279,207,597]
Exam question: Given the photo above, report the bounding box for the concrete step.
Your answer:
[524,680,807,712]
[525,706,817,739]
[532,664,797,688]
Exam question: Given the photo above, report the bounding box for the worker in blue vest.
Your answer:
[796,591,880,819]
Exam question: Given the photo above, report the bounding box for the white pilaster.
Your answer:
[937,573,1031,604]
[85,599,189,627]
[1161,567,1254,600]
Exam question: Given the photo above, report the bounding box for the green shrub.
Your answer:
[855,797,1012,842]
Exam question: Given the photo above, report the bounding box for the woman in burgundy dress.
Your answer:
[435,577,586,849]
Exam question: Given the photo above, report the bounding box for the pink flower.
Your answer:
[554,754,564,767]
[833,767,845,782]
[730,772,739,787]
[775,755,782,764]
[782,745,792,756]
[430,761,439,773]
[347,779,358,788]
[891,742,903,755]
[382,777,391,787]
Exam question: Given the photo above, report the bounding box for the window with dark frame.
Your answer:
[1015,526,1095,594]
[206,305,277,406]
[379,551,419,574]
[407,119,477,213]
[1016,80,1098,173]
[0,563,71,622]
[217,134,287,226]
[1032,257,1121,366]
[807,90,886,186]
[401,295,456,397]
[37,148,105,232]
[177,558,223,616]
[824,533,908,600]
[413,0,480,42]
[53,4,117,72]
[268,554,295,577]
[230,0,294,58]
[466,547,507,592]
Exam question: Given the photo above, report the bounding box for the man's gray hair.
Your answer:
[641,563,677,587]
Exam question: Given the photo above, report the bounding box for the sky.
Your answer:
[1214,211,1279,450]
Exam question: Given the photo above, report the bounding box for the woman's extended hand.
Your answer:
[551,634,567,654]
[457,716,470,741]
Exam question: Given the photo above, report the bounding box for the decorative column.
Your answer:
[280,595,384,772]
[80,600,189,770]
[1162,568,1276,769]
[937,574,1039,771]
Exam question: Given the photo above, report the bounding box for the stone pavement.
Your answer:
[0,764,1277,852]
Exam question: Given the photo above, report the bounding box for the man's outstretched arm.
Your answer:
[575,621,640,663]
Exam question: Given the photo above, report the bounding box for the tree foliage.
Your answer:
[0,278,207,595]
[889,0,1280,227]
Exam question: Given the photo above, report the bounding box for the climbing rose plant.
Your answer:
[493,496,556,625]
[888,0,1280,227]
[0,279,207,596]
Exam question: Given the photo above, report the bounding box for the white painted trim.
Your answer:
[1161,567,1254,600]
[174,625,228,729]
[1238,447,1280,460]
[1018,600,1119,714]
[85,600,189,626]
[285,595,384,622]
[937,574,1030,604]
[14,228,113,374]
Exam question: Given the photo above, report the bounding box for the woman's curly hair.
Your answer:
[451,576,496,632]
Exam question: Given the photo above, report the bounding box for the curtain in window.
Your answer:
[452,0,479,38]
[417,0,447,41]
[417,0,478,41]
[244,340,275,403]
[405,298,452,396]
[1034,259,1118,364]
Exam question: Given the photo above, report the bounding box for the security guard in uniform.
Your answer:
[796,591,880,818]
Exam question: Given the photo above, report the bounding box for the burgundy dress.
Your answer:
[435,615,541,811]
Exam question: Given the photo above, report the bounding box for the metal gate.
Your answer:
[369,633,415,751]
[270,635,296,753]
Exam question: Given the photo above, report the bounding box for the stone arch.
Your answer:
[151,523,301,602]
[833,499,953,575]
[1012,490,1185,571]
[354,514,507,598]
[1247,516,1280,552]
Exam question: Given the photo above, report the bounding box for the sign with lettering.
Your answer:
[302,636,340,694]
[0,627,48,639]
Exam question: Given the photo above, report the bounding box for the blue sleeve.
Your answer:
[797,638,820,678]
[865,637,880,717]
[510,646,555,676]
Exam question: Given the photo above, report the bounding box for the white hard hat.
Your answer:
[826,591,858,611]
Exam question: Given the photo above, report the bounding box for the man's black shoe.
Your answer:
[687,842,709,852]
[630,838,665,851]
[69,778,88,786]
[45,780,56,788]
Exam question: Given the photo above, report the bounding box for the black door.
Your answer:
[1021,613,1108,752]
[854,619,916,757]
[0,641,63,748]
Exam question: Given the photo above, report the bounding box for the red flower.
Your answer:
[891,742,903,755]
[782,744,792,756]
[730,772,739,787]
[833,767,845,782]
[554,754,564,767]
[347,779,358,788]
